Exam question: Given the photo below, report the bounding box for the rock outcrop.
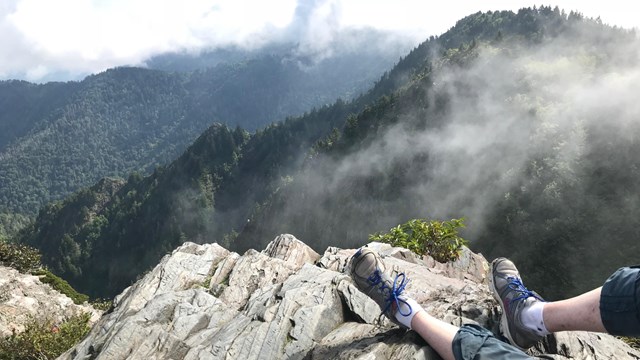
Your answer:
[0,266,101,337]
[61,234,640,359]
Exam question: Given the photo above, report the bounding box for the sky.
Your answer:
[1,0,639,82]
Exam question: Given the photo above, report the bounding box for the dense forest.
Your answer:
[0,43,401,226]
[241,8,640,299]
[15,7,640,302]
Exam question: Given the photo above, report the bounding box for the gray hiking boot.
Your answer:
[348,247,411,328]
[490,257,546,350]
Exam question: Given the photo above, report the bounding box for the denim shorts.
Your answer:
[600,266,640,336]
[452,266,640,360]
[452,324,534,360]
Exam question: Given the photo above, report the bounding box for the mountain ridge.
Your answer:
[0,42,403,219]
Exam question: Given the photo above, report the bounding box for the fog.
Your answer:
[0,0,427,82]
[4,0,640,82]
[260,20,640,289]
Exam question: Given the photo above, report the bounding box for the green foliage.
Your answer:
[19,86,355,298]
[0,241,42,273]
[199,275,213,289]
[31,269,89,305]
[621,337,640,351]
[0,239,91,306]
[311,127,341,154]
[0,313,91,360]
[0,213,31,241]
[0,47,395,217]
[238,8,639,301]
[369,218,468,262]
[90,299,113,312]
[221,230,239,249]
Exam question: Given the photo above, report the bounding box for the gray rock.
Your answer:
[263,234,321,267]
[112,242,231,317]
[336,275,383,325]
[317,246,354,272]
[0,265,101,337]
[420,246,490,285]
[217,250,299,310]
[75,289,222,360]
[209,252,240,297]
[532,331,640,359]
[60,236,640,360]
[309,322,438,360]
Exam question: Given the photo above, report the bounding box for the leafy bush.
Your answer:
[221,229,239,249]
[0,241,91,305]
[0,241,42,273]
[369,218,468,262]
[31,269,89,305]
[0,313,91,360]
[622,336,640,350]
[90,298,113,312]
[0,213,31,241]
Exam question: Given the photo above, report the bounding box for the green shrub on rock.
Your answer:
[622,336,640,350]
[0,313,91,360]
[369,218,468,262]
[0,241,90,304]
[0,242,93,358]
[31,269,89,305]
[0,241,42,273]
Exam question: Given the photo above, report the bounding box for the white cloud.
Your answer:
[1,0,640,82]
[1,0,300,81]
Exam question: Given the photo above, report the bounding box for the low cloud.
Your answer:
[265,21,640,253]
[0,0,431,82]
[8,0,638,82]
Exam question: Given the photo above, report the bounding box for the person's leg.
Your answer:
[349,248,534,360]
[408,310,536,360]
[348,246,458,360]
[410,311,458,360]
[492,258,640,349]
[543,288,606,333]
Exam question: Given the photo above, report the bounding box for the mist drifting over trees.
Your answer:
[12,8,640,302]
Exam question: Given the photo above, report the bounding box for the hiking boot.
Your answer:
[348,247,412,328]
[490,257,545,350]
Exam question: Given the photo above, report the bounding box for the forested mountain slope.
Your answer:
[20,104,352,297]
[241,8,640,299]
[0,43,404,222]
[20,7,640,302]
[0,81,80,152]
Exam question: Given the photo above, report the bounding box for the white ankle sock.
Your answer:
[394,298,423,329]
[520,301,550,336]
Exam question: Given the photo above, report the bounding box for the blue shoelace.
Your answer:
[507,276,544,303]
[367,270,412,316]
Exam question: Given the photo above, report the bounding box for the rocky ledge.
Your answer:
[0,266,101,337]
[61,234,640,359]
